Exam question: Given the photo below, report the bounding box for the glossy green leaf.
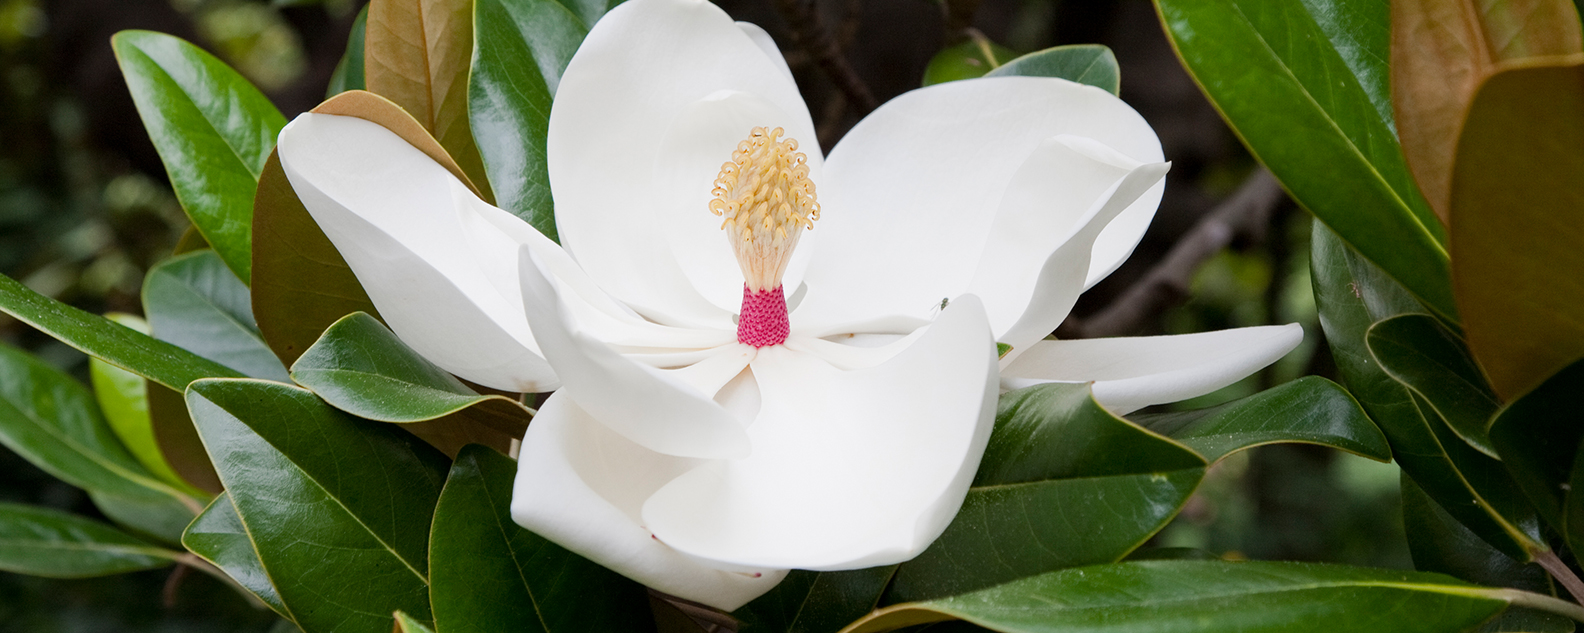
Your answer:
[395,612,436,633]
[0,502,181,578]
[1368,314,1500,456]
[886,383,1207,603]
[1312,220,1543,560]
[1401,476,1571,633]
[985,44,1120,95]
[923,39,1017,86]
[1451,57,1584,400]
[469,0,587,240]
[0,344,191,503]
[290,312,527,456]
[252,149,384,369]
[1154,0,1456,322]
[844,561,1577,633]
[1134,376,1389,462]
[89,313,201,494]
[0,273,243,390]
[187,379,448,631]
[291,312,528,425]
[1490,357,1584,538]
[183,492,289,617]
[112,30,286,283]
[327,5,368,97]
[89,489,196,548]
[429,445,653,632]
[734,566,897,633]
[144,250,288,382]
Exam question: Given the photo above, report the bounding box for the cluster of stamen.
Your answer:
[709,127,819,347]
[709,126,820,293]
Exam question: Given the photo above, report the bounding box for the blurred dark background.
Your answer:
[0,0,1405,629]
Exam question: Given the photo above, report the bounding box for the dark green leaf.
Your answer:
[1401,475,1571,633]
[144,250,288,382]
[0,273,243,390]
[886,383,1207,603]
[1154,0,1456,322]
[734,566,896,633]
[469,0,587,240]
[429,445,653,632]
[112,30,286,283]
[252,149,384,369]
[89,489,196,548]
[1490,358,1584,541]
[0,344,191,503]
[1312,221,1543,560]
[1133,376,1390,463]
[187,379,448,631]
[0,502,181,578]
[985,44,1120,95]
[847,561,1557,633]
[327,5,368,97]
[291,312,528,425]
[183,492,289,617]
[1367,314,1499,456]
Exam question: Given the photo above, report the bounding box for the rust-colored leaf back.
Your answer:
[365,0,494,202]
[1392,0,1582,224]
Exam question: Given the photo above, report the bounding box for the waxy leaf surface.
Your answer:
[986,44,1121,95]
[183,492,289,617]
[0,273,242,390]
[1401,476,1571,633]
[1368,314,1500,456]
[846,561,1531,633]
[429,445,654,632]
[469,0,588,240]
[145,250,288,383]
[1134,376,1389,463]
[0,502,181,578]
[88,314,199,495]
[1312,221,1543,560]
[112,30,285,283]
[1488,358,1584,551]
[327,5,369,97]
[734,566,897,633]
[1154,0,1456,322]
[187,379,448,632]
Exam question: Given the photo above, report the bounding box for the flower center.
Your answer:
[709,126,819,347]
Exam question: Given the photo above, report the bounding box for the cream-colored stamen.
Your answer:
[709,126,820,292]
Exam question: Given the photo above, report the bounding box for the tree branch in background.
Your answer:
[774,0,878,114]
[1068,168,1286,339]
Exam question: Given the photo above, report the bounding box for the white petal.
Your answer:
[457,191,737,350]
[511,392,786,611]
[1001,324,1305,414]
[643,296,999,570]
[736,22,793,82]
[549,0,817,327]
[994,159,1171,356]
[794,77,1163,336]
[517,247,751,459]
[277,113,556,392]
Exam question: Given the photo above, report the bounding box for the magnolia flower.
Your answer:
[277,0,1301,611]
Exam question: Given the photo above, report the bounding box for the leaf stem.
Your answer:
[1496,587,1584,623]
[1534,549,1584,605]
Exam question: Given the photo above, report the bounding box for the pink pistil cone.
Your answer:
[737,284,789,347]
